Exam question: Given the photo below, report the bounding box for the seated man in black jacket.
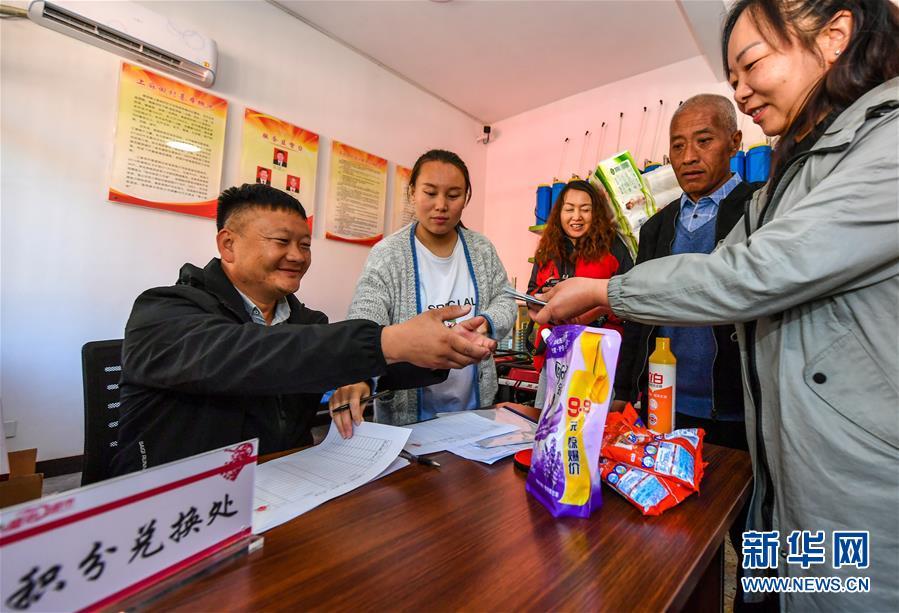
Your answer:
[112,184,495,475]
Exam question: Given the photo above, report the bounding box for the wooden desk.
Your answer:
[150,411,751,612]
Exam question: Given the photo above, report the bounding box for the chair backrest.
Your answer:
[81,340,124,485]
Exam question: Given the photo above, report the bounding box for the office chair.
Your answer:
[81,340,124,485]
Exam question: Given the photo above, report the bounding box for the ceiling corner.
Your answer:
[675,0,731,82]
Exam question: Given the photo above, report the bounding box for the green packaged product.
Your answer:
[589,150,657,259]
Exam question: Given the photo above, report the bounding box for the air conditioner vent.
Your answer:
[28,0,217,87]
[141,45,181,68]
[95,26,142,53]
[42,5,94,32]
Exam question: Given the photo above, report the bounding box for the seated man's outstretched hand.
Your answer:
[532,277,612,325]
[452,316,497,354]
[381,305,494,370]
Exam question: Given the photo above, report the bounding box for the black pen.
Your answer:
[400,449,441,468]
[330,389,393,415]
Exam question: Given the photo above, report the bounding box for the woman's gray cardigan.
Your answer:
[348,223,517,425]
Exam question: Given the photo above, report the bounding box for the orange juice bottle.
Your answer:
[647,337,676,433]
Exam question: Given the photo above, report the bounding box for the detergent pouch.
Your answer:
[526,325,621,518]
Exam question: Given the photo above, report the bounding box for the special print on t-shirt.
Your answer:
[415,236,479,418]
[427,296,476,310]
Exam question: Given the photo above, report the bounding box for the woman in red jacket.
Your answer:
[527,180,633,402]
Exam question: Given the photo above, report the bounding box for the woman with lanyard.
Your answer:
[533,1,898,610]
[526,180,632,406]
[335,149,516,434]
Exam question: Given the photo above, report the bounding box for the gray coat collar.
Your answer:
[816,76,899,149]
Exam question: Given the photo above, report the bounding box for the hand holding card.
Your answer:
[502,286,546,307]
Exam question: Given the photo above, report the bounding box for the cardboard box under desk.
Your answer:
[0,448,44,508]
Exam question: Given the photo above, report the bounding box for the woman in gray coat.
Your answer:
[534,1,898,611]
[343,150,516,428]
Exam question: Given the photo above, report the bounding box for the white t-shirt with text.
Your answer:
[414,235,478,419]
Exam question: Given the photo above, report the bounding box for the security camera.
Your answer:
[475,125,492,144]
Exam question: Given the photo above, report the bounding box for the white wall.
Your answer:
[0,0,485,460]
[483,55,765,290]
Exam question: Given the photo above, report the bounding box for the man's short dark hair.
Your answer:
[216,183,307,231]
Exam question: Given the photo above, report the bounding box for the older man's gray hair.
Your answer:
[671,94,739,134]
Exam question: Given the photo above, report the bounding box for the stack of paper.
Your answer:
[449,438,533,464]
[253,421,410,533]
[409,409,535,465]
[253,409,539,533]
[404,412,519,455]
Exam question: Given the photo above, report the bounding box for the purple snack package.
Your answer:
[526,325,621,518]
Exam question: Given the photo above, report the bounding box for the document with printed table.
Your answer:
[438,406,537,464]
[253,422,410,533]
[404,412,520,456]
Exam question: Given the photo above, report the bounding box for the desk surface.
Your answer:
[150,409,751,612]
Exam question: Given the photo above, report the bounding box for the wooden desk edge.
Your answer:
[243,404,753,613]
[665,446,754,612]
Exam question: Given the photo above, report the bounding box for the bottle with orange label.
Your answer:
[647,337,676,433]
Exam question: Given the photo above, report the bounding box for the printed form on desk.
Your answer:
[439,407,537,464]
[404,411,520,456]
[253,422,410,533]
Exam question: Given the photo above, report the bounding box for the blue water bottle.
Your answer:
[730,150,746,178]
[746,144,772,183]
[550,181,566,211]
[535,184,552,225]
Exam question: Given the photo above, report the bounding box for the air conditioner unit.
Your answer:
[27,1,217,87]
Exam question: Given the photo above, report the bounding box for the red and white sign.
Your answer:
[0,440,257,612]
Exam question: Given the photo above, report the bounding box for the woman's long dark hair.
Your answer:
[534,180,616,266]
[722,0,899,178]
